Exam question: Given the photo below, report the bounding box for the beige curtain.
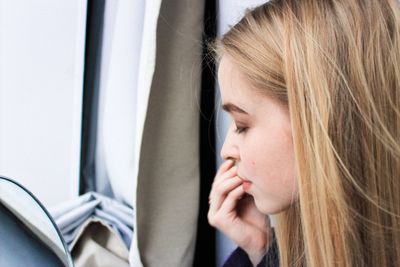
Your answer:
[72,221,130,267]
[135,0,205,266]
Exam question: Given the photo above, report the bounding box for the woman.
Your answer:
[207,0,400,266]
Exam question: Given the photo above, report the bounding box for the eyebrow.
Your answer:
[221,103,249,115]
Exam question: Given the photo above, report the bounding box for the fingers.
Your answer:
[208,160,242,228]
[215,159,235,178]
[219,184,246,214]
[210,165,237,198]
[209,176,243,213]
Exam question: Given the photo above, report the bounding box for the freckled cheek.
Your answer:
[242,144,290,184]
[240,149,264,181]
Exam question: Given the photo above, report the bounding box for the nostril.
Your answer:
[224,157,236,164]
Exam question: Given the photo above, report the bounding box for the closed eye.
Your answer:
[234,126,248,134]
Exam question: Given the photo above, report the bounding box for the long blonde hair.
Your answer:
[217,0,400,266]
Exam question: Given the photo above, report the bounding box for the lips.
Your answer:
[242,181,252,192]
[237,172,252,192]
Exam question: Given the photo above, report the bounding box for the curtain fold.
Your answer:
[96,0,146,203]
[134,0,205,266]
[88,0,206,265]
[129,1,162,266]
[91,1,163,265]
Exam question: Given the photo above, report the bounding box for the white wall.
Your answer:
[216,0,271,265]
[0,0,87,207]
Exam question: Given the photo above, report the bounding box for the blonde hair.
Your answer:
[217,0,400,266]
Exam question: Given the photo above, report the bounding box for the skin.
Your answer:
[208,55,298,265]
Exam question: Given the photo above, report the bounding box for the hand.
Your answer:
[207,160,273,266]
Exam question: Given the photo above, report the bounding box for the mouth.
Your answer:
[242,181,252,192]
[237,172,252,192]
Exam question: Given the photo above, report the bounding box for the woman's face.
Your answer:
[218,55,298,214]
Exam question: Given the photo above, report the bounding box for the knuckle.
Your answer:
[207,214,214,226]
[209,213,224,228]
[208,215,218,227]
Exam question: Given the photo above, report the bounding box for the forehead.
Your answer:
[218,55,290,119]
[218,56,260,105]
[218,56,240,87]
[218,56,248,97]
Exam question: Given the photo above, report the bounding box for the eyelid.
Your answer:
[234,125,248,134]
[230,117,249,134]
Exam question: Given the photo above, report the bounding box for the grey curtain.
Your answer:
[136,0,205,266]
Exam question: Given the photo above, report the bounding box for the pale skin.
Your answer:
[208,55,298,266]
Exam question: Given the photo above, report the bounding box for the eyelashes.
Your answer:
[234,126,248,134]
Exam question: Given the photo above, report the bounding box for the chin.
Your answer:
[255,199,293,215]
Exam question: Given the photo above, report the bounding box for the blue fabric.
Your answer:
[51,191,133,250]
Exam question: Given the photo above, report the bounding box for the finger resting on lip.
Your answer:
[209,176,242,202]
[219,185,245,214]
[213,166,238,189]
[208,186,243,224]
[216,159,235,176]
[208,179,244,227]
[208,173,241,202]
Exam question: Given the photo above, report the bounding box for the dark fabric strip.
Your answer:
[193,0,217,266]
[79,0,106,195]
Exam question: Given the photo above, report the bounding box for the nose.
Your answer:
[220,123,240,161]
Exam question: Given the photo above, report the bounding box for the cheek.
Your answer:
[242,132,296,189]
